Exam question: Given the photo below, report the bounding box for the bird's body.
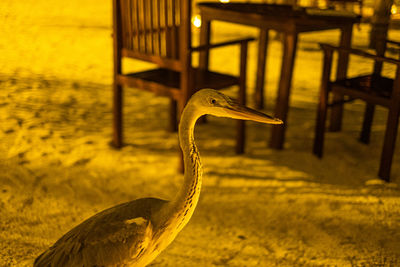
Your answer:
[35,198,168,266]
[34,89,282,267]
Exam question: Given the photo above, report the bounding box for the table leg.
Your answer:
[329,25,353,132]
[269,32,298,149]
[255,29,269,109]
[199,17,211,70]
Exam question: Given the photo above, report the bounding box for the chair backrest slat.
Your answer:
[156,0,162,55]
[139,0,145,52]
[149,0,155,54]
[169,1,177,58]
[142,0,152,53]
[164,0,170,57]
[116,0,191,71]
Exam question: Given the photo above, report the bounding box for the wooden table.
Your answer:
[198,3,360,149]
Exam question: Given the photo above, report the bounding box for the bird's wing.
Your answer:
[34,198,167,267]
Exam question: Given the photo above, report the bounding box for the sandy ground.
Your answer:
[1,0,400,266]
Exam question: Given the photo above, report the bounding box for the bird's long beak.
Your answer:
[226,102,283,125]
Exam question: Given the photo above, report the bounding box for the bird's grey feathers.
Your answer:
[34,198,168,267]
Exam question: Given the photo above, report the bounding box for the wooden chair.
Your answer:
[112,0,253,154]
[313,41,400,181]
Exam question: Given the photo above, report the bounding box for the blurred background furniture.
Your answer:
[313,40,400,181]
[198,2,360,150]
[327,0,363,15]
[112,0,253,154]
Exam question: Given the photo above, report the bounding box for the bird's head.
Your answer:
[188,89,283,125]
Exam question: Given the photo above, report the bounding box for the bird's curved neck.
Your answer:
[167,104,203,231]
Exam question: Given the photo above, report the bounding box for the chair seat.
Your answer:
[118,68,239,99]
[332,74,394,106]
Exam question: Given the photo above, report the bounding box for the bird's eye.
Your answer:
[210,99,217,105]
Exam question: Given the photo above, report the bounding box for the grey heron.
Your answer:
[34,89,282,266]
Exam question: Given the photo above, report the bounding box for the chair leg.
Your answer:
[313,48,333,158]
[254,28,269,110]
[378,105,400,182]
[313,95,328,158]
[359,103,375,144]
[236,120,245,154]
[112,83,123,148]
[236,41,248,154]
[329,93,344,132]
[236,83,246,154]
[313,84,331,158]
[169,99,178,132]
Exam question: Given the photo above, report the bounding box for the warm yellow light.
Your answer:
[192,15,201,28]
[392,4,398,15]
[220,0,230,3]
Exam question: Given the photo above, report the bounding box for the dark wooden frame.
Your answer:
[327,0,363,14]
[112,0,253,154]
[313,43,400,181]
